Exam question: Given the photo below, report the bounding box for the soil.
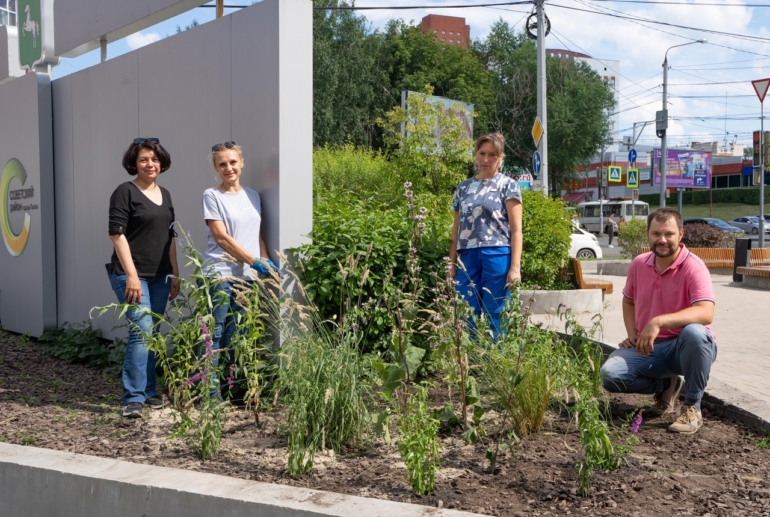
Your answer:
[2,332,770,517]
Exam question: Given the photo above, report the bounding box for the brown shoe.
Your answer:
[646,376,683,416]
[668,405,703,434]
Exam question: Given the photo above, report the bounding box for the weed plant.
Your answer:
[92,227,268,460]
[398,384,442,495]
[39,322,125,376]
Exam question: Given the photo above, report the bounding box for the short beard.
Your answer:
[652,243,677,258]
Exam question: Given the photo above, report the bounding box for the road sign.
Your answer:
[656,110,668,131]
[626,167,639,188]
[531,151,541,176]
[628,149,637,163]
[752,78,770,103]
[608,165,622,183]
[531,116,544,148]
[632,189,639,200]
[676,187,687,192]
[17,0,57,71]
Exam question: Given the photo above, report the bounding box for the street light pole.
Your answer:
[536,0,548,196]
[659,39,706,209]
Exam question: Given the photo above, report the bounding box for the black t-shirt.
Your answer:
[107,182,175,277]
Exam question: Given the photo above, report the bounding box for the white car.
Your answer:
[570,226,603,259]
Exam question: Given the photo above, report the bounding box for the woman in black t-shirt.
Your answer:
[107,138,180,419]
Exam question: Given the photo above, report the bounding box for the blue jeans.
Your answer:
[108,272,171,405]
[456,247,511,337]
[600,324,717,409]
[204,280,254,397]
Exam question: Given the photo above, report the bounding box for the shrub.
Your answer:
[39,322,124,376]
[296,192,451,351]
[520,190,572,289]
[617,219,648,258]
[682,223,729,248]
[313,145,399,204]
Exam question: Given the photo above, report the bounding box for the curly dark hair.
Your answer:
[122,140,171,176]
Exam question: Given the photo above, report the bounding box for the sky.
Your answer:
[50,0,770,153]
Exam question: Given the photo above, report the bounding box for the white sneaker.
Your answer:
[608,245,614,248]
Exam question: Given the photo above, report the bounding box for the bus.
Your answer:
[576,199,650,233]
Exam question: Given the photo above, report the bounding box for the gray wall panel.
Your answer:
[68,53,139,333]
[137,13,233,256]
[231,0,280,254]
[52,75,77,326]
[52,0,312,340]
[0,73,56,335]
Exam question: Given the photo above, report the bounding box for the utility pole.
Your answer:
[761,102,766,248]
[536,0,548,196]
[659,57,669,208]
[660,40,706,209]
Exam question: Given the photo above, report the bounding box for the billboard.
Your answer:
[652,149,711,188]
[401,90,474,140]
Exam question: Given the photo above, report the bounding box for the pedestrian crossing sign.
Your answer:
[626,167,639,188]
[608,165,622,183]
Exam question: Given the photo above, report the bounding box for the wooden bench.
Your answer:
[736,266,770,278]
[750,248,770,267]
[571,258,613,295]
[640,247,734,268]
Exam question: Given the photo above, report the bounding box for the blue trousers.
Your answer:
[108,272,171,405]
[599,324,717,409]
[203,280,253,397]
[456,247,511,337]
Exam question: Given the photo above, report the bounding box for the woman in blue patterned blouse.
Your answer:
[448,133,523,336]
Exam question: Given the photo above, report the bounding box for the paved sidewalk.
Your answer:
[531,272,770,424]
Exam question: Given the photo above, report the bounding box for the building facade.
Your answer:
[421,15,470,48]
[0,0,17,27]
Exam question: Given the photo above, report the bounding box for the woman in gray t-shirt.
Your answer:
[201,141,277,397]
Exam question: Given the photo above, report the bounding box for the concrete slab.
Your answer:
[0,443,482,517]
[519,288,603,314]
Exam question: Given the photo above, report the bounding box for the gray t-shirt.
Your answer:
[202,187,262,280]
[451,174,522,250]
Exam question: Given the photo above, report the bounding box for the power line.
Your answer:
[585,0,770,5]
[313,1,533,10]
[549,2,770,44]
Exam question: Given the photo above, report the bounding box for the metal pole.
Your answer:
[216,0,224,18]
[536,0,548,196]
[100,38,107,63]
[678,190,683,214]
[759,102,765,248]
[660,57,668,208]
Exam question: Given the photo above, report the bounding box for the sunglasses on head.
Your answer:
[212,141,237,152]
[133,138,160,145]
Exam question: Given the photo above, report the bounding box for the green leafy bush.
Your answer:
[520,190,572,289]
[313,145,398,204]
[39,322,124,376]
[682,223,730,248]
[639,186,770,206]
[617,219,648,258]
[296,192,451,351]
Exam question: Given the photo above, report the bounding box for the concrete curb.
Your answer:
[595,261,630,276]
[0,443,482,517]
[519,289,603,314]
[591,339,770,434]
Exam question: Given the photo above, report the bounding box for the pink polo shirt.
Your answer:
[623,244,716,342]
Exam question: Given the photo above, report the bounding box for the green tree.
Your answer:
[313,0,389,147]
[476,20,615,194]
[378,86,474,195]
[378,20,495,137]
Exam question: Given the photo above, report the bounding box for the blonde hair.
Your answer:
[210,142,245,167]
[474,132,505,156]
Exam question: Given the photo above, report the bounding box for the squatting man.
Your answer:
[600,207,717,434]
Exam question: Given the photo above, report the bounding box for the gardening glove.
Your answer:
[252,258,279,276]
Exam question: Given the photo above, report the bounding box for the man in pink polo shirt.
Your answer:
[600,207,717,434]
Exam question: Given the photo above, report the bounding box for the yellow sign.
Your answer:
[626,167,639,188]
[0,159,31,257]
[531,116,544,148]
[608,165,622,183]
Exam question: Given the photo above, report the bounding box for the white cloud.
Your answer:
[125,31,162,50]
